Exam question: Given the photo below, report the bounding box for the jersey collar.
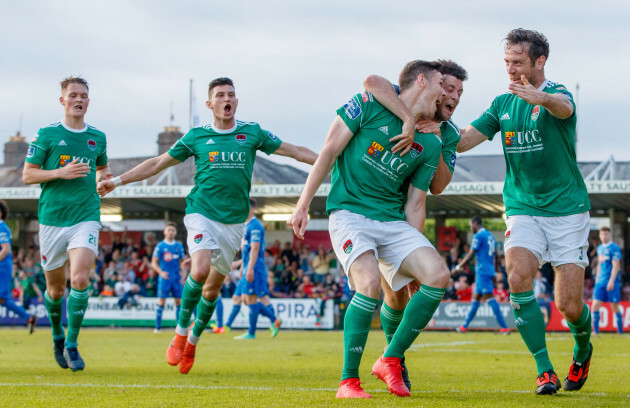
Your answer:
[537,79,549,91]
[61,120,88,133]
[210,122,237,134]
[246,216,258,226]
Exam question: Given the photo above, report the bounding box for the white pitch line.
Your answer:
[0,383,627,397]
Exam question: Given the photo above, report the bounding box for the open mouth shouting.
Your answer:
[224,103,232,116]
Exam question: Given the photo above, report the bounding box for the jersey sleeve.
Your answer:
[250,224,263,244]
[257,128,283,155]
[546,83,576,118]
[152,245,162,259]
[96,138,108,167]
[441,121,461,174]
[25,130,50,166]
[335,92,373,134]
[408,134,441,191]
[470,98,501,140]
[471,233,480,251]
[168,129,196,162]
[0,228,9,245]
[612,245,622,261]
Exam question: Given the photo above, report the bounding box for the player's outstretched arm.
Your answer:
[363,75,415,156]
[509,76,573,119]
[273,142,318,165]
[96,164,113,182]
[429,158,453,195]
[22,159,90,185]
[404,185,427,234]
[457,125,488,153]
[288,116,354,239]
[97,153,181,197]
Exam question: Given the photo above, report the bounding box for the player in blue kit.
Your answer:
[0,200,37,333]
[592,226,623,335]
[152,222,186,333]
[234,199,281,339]
[452,216,509,333]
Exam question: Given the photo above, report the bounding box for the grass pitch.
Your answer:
[0,327,628,407]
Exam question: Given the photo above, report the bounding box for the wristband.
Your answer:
[455,265,461,272]
[112,176,123,187]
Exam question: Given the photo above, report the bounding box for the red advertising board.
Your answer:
[546,301,630,332]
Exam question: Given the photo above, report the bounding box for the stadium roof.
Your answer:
[1,155,629,220]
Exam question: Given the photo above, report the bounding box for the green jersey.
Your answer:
[440,119,460,174]
[25,121,108,227]
[168,120,282,224]
[327,91,442,222]
[471,80,590,216]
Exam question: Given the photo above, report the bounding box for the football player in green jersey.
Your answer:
[361,60,468,390]
[97,77,316,374]
[23,76,112,371]
[458,29,593,395]
[289,60,450,399]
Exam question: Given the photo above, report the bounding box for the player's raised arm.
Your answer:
[457,125,489,153]
[23,159,90,184]
[287,116,354,239]
[97,152,181,197]
[273,142,318,165]
[509,75,573,119]
[363,75,415,156]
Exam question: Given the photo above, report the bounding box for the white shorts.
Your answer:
[184,213,244,275]
[329,210,434,292]
[504,212,589,269]
[39,221,101,271]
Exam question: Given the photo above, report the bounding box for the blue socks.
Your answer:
[215,298,223,327]
[463,300,480,329]
[226,304,241,328]
[488,298,508,329]
[593,311,600,334]
[2,299,31,321]
[258,303,276,323]
[248,303,260,336]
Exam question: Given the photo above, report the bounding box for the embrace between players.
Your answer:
[27,28,592,398]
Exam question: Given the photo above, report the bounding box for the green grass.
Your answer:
[0,328,628,407]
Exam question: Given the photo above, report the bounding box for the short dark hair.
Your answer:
[600,226,611,233]
[398,60,442,93]
[249,198,257,208]
[471,215,482,226]
[208,77,234,98]
[436,60,468,82]
[60,76,89,92]
[0,200,8,220]
[505,29,549,65]
[165,221,177,229]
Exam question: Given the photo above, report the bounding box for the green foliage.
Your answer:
[0,329,625,407]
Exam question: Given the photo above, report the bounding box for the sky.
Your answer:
[1,0,628,171]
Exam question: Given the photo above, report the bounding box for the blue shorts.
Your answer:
[474,274,495,295]
[0,269,11,300]
[233,277,247,297]
[245,271,269,298]
[593,282,621,303]
[158,277,183,299]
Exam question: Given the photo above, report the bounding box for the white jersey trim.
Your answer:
[446,119,460,136]
[60,120,88,133]
[209,122,237,134]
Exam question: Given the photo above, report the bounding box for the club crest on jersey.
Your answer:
[367,141,384,158]
[505,230,511,241]
[531,105,540,122]
[504,132,516,146]
[87,139,96,151]
[164,251,173,262]
[267,131,278,141]
[208,151,220,162]
[59,155,71,166]
[343,239,353,254]
[194,234,203,244]
[235,134,247,145]
[409,142,423,158]
[42,255,47,264]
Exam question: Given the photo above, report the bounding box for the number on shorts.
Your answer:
[89,234,95,246]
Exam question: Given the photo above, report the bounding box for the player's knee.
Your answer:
[434,267,450,289]
[507,270,531,292]
[70,275,89,290]
[47,285,65,300]
[555,298,582,322]
[201,285,220,301]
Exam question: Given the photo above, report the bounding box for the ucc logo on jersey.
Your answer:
[209,151,220,162]
[367,141,384,158]
[343,239,353,254]
[235,134,247,145]
[59,155,71,166]
[505,132,516,146]
[531,106,540,122]
[409,142,423,158]
[87,139,96,151]
[194,234,203,244]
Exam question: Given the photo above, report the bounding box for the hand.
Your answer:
[182,257,191,268]
[415,119,441,136]
[607,281,615,291]
[57,158,90,180]
[246,269,254,283]
[508,75,546,105]
[407,280,420,297]
[160,272,169,280]
[97,180,115,197]
[100,171,113,181]
[287,207,309,240]
[390,116,415,156]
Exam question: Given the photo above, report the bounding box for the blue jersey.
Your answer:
[243,216,266,275]
[153,240,185,280]
[471,228,495,277]
[596,242,622,285]
[0,221,12,273]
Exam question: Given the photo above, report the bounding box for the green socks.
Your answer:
[177,275,204,329]
[567,304,592,363]
[66,288,89,347]
[341,293,378,380]
[44,291,65,340]
[510,291,553,374]
[192,295,218,338]
[381,302,404,345]
[384,285,445,359]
